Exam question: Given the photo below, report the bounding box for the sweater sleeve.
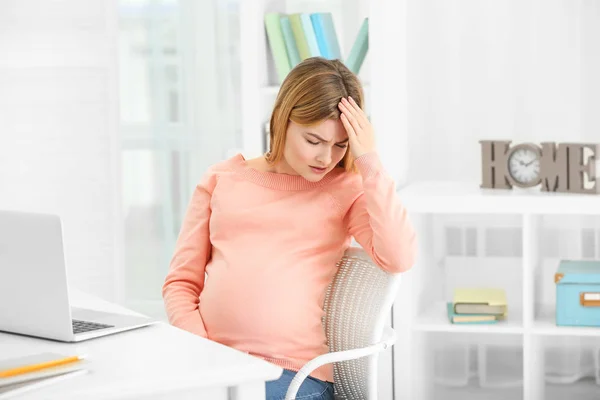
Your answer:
[344,152,417,273]
[161,165,218,338]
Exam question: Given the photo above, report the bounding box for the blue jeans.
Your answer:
[265,369,334,400]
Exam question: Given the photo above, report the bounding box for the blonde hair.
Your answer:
[265,57,365,173]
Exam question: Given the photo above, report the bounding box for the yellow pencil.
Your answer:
[0,354,86,378]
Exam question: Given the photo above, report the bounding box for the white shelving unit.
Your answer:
[395,181,600,400]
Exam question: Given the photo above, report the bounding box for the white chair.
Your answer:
[285,247,402,400]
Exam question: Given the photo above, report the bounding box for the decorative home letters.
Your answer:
[480,141,599,194]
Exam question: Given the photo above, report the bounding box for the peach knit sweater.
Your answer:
[162,151,417,383]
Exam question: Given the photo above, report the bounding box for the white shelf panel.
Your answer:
[545,378,600,400]
[414,302,523,334]
[260,82,371,96]
[533,308,600,337]
[398,181,600,215]
[432,380,523,400]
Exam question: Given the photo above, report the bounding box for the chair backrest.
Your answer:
[322,247,402,399]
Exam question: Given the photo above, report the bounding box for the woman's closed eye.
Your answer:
[306,139,347,149]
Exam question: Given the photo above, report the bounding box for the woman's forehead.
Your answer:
[293,119,347,141]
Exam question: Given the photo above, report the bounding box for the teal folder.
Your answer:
[280,16,301,68]
[310,13,341,60]
[345,18,369,74]
[300,13,320,57]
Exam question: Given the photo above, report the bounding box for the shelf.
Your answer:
[432,379,523,400]
[414,302,523,334]
[545,378,600,400]
[533,308,600,337]
[260,82,371,97]
[398,181,600,215]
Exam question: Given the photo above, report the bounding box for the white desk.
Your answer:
[0,290,282,400]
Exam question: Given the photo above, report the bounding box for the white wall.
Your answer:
[0,0,122,302]
[386,0,600,186]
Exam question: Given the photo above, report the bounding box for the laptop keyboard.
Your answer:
[72,319,114,334]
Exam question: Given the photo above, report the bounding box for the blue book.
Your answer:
[280,16,301,68]
[446,302,498,324]
[345,18,369,74]
[310,13,341,60]
[300,13,321,57]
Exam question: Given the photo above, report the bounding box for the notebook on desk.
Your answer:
[0,352,89,399]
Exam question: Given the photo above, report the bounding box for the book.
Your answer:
[280,15,301,68]
[345,18,369,74]
[264,13,291,83]
[289,13,312,60]
[0,352,88,399]
[0,352,88,384]
[446,302,498,324]
[453,288,507,316]
[0,370,88,399]
[298,13,320,58]
[310,13,342,60]
[265,11,371,78]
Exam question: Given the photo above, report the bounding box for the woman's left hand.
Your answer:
[338,96,376,159]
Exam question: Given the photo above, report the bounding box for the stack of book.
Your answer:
[0,352,88,399]
[264,12,369,83]
[447,288,508,325]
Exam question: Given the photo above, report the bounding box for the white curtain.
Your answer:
[405,0,600,184]
[118,0,241,318]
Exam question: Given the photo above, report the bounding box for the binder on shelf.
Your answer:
[263,11,369,85]
[280,15,301,68]
[345,17,369,74]
[264,12,291,83]
[299,13,320,58]
[310,13,341,60]
[288,14,313,60]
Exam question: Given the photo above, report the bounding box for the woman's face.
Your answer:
[280,119,349,181]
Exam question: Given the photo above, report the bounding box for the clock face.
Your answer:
[508,146,541,186]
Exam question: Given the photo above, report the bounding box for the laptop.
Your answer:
[0,210,156,342]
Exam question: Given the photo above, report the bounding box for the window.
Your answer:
[118,0,241,319]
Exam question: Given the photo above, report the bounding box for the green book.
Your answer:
[446,302,498,324]
[345,18,368,74]
[289,13,311,60]
[453,288,507,317]
[264,13,291,83]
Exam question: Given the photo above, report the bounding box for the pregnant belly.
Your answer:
[199,270,327,358]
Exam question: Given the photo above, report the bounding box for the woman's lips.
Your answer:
[310,166,327,174]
